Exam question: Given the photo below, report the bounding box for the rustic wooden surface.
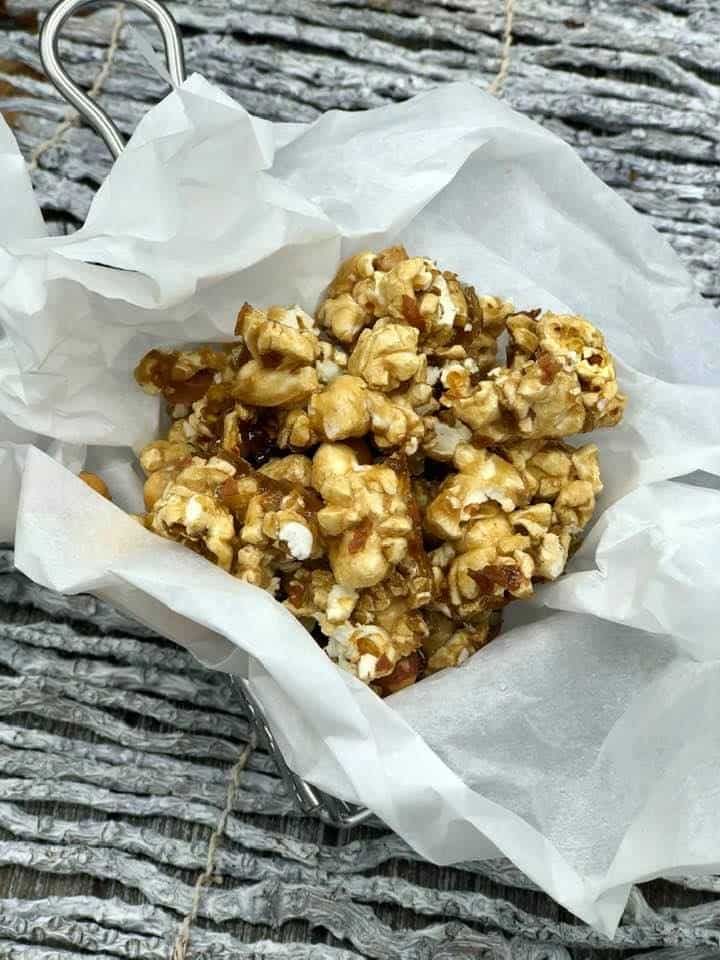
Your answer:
[1,1,720,957]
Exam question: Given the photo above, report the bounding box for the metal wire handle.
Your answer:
[38,0,372,831]
[39,0,186,159]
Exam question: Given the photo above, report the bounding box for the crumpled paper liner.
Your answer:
[1,77,719,934]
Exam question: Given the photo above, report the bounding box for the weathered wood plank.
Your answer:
[1,2,719,957]
[2,840,720,957]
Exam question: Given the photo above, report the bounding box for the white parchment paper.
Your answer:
[1,78,719,934]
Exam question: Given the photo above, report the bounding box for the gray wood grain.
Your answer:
[1,0,720,956]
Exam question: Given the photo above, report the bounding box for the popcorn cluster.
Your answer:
[131,247,626,695]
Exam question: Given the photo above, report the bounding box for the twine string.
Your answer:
[28,2,126,171]
[170,734,257,960]
[488,0,515,96]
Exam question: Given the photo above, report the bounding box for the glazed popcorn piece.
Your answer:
[427,439,603,620]
[139,438,192,509]
[308,375,370,441]
[280,452,433,689]
[336,594,428,690]
[237,303,319,367]
[449,309,626,443]
[347,321,425,392]
[283,564,427,689]
[316,340,349,384]
[313,564,430,687]
[222,460,323,592]
[259,454,314,488]
[328,623,425,689]
[234,360,318,409]
[507,311,626,429]
[312,443,415,590]
[331,253,455,345]
[239,479,321,565]
[234,544,280,593]
[317,246,513,375]
[232,304,320,408]
[284,566,358,633]
[502,438,603,536]
[146,456,237,570]
[277,406,316,449]
[135,344,236,406]
[425,443,529,541]
[438,502,552,620]
[422,610,493,674]
[318,247,406,344]
[79,471,111,500]
[305,373,428,455]
[366,389,425,454]
[449,358,586,441]
[140,438,193,475]
[421,415,473,462]
[132,247,625,694]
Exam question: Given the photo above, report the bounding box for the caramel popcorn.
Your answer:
[307,374,426,455]
[508,311,626,429]
[277,406,316,449]
[366,389,425,454]
[423,612,493,674]
[428,439,603,621]
[327,621,422,688]
[139,438,193,475]
[131,246,625,695]
[240,478,321,565]
[425,443,529,540]
[422,415,472,462]
[317,246,512,375]
[502,438,603,535]
[316,340,349,384]
[259,454,313,488]
[237,303,319,368]
[442,502,545,620]
[79,472,111,500]
[308,375,370,441]
[347,321,424,392]
[235,544,279,593]
[449,309,626,443]
[146,456,237,570]
[284,567,358,631]
[235,360,319,408]
[135,345,233,405]
[284,562,429,690]
[312,443,414,590]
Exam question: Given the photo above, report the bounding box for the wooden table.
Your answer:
[0,2,719,958]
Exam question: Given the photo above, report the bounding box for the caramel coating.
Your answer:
[312,443,414,590]
[149,457,237,570]
[424,441,529,541]
[449,310,626,443]
[79,472,111,500]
